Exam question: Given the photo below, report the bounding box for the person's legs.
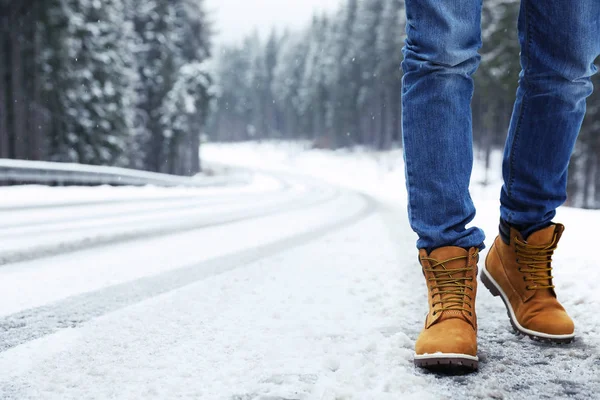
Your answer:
[500,0,600,233]
[402,0,485,252]
[403,0,483,372]
[484,0,599,343]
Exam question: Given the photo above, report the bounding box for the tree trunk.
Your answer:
[582,153,594,209]
[190,114,201,175]
[167,137,176,174]
[392,79,401,144]
[198,138,202,173]
[483,135,492,186]
[380,87,390,150]
[359,113,368,146]
[316,89,326,143]
[371,99,380,149]
[29,7,43,161]
[10,15,27,159]
[147,124,164,172]
[0,18,9,158]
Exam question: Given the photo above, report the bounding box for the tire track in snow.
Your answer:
[0,172,252,212]
[0,192,376,354]
[0,190,292,232]
[0,186,311,238]
[0,183,333,266]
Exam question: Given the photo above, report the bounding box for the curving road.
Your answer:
[0,168,598,399]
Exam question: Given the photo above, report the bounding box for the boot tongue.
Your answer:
[526,224,558,245]
[427,247,471,323]
[428,246,469,264]
[522,224,563,294]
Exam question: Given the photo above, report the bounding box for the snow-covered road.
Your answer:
[0,173,335,265]
[1,145,599,399]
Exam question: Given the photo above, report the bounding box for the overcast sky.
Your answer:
[205,0,342,45]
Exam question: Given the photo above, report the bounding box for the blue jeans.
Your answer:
[402,0,600,251]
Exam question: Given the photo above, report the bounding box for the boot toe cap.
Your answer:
[525,311,575,336]
[415,320,477,356]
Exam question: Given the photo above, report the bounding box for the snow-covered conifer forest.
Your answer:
[2,0,599,206]
[208,0,600,208]
[1,0,212,175]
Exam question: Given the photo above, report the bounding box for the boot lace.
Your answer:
[420,253,477,316]
[514,233,559,290]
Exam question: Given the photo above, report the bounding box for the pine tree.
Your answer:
[271,31,310,139]
[161,62,212,175]
[130,0,180,172]
[131,0,212,172]
[324,0,359,147]
[0,12,7,158]
[246,32,270,139]
[42,0,138,166]
[375,0,404,149]
[299,15,330,145]
[167,0,212,174]
[349,0,384,146]
[264,30,281,138]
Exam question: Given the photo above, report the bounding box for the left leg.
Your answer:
[500,0,600,232]
[484,0,600,342]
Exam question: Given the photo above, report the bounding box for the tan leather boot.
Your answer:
[414,246,479,371]
[482,222,575,343]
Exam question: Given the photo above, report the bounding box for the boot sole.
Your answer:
[480,267,575,344]
[414,353,478,373]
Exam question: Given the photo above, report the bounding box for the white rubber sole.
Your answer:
[414,353,479,362]
[414,353,478,371]
[481,267,575,342]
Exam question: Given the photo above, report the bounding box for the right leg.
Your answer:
[402,0,485,252]
[482,0,599,344]
[402,0,484,373]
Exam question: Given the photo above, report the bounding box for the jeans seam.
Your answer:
[401,75,417,237]
[402,104,417,236]
[507,0,533,222]
[406,157,415,230]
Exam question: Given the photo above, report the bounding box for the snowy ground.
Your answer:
[0,142,599,399]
